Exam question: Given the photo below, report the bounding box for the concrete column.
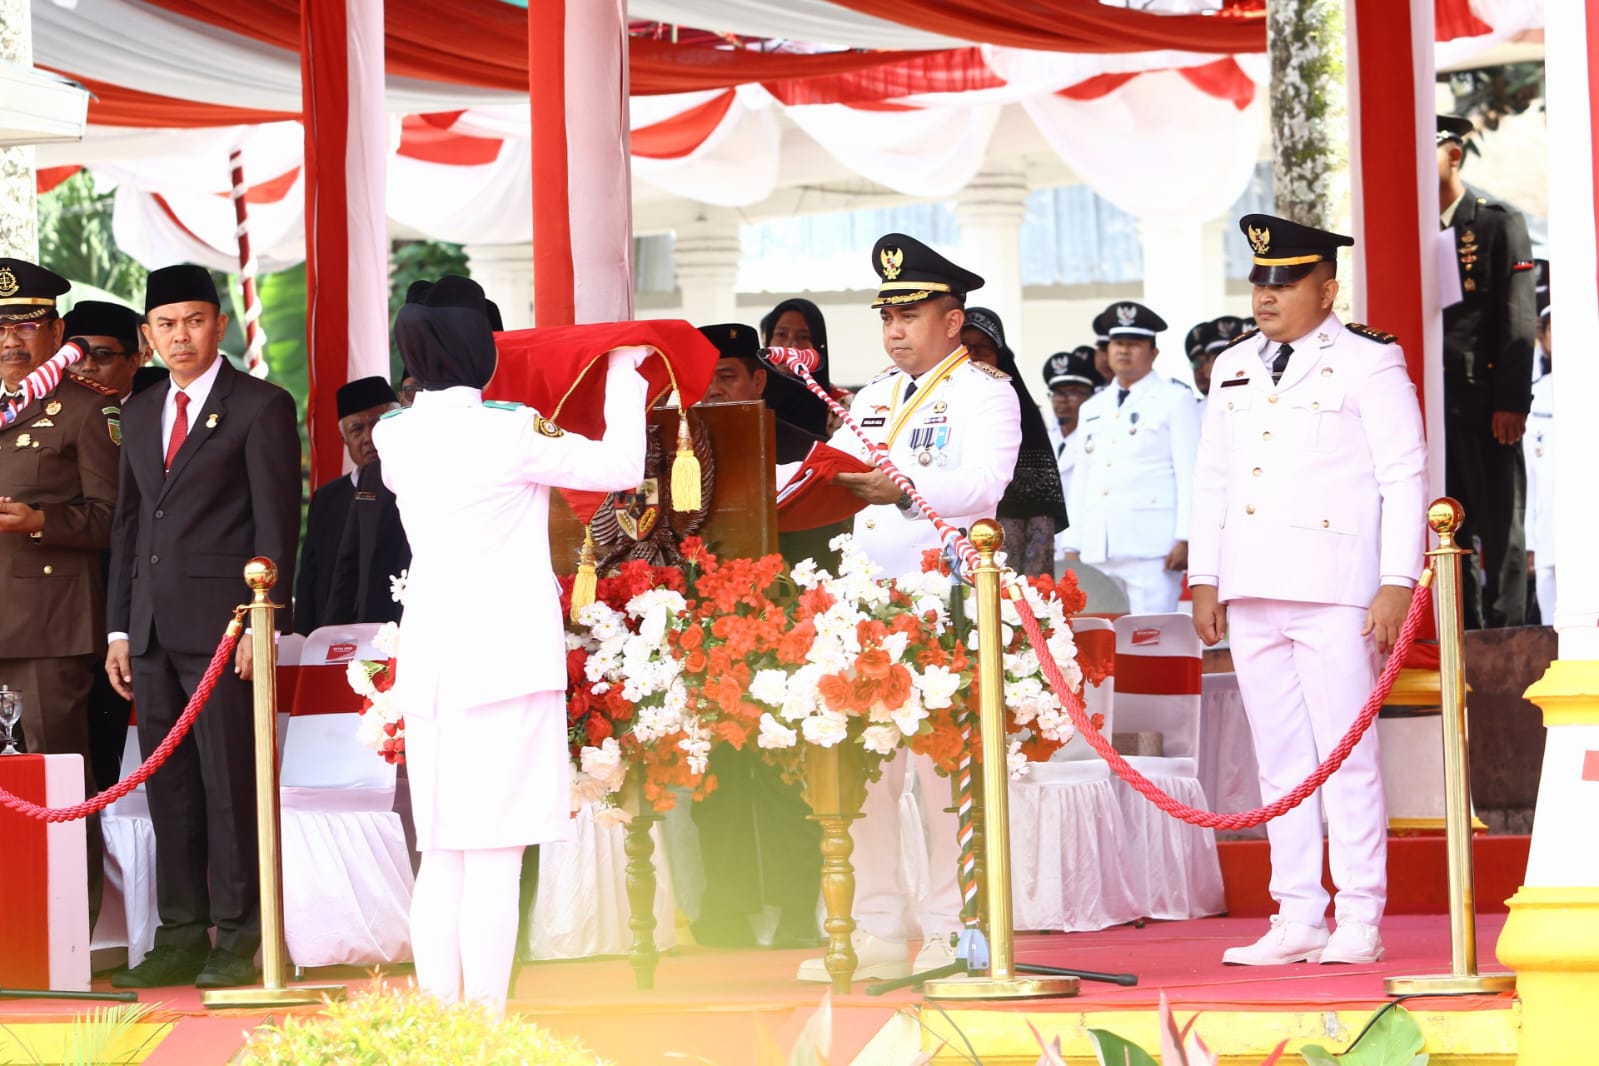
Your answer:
[673,211,740,328]
[1137,217,1211,387]
[954,169,1027,357]
[464,242,535,331]
[0,0,38,260]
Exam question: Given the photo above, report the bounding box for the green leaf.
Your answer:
[1086,1028,1161,1066]
[1300,1046,1340,1066]
[1342,1006,1425,1066]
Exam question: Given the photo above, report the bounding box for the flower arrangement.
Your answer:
[349,620,404,764]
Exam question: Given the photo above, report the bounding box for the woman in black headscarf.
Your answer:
[960,307,1068,577]
[757,298,834,440]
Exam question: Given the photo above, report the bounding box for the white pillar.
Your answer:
[673,211,740,328]
[954,169,1027,358]
[0,0,38,260]
[464,242,535,331]
[1138,216,1210,387]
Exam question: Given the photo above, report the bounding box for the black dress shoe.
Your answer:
[194,947,259,989]
[110,944,208,989]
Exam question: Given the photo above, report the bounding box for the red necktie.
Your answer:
[164,391,189,474]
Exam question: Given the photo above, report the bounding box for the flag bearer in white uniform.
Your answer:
[374,276,648,1012]
[1189,215,1428,966]
[1061,302,1198,613]
[1524,294,1554,623]
[796,233,1020,982]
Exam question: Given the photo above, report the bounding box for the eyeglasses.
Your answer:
[85,346,130,363]
[0,323,45,340]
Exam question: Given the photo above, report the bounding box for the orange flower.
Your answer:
[680,624,705,651]
[855,647,892,679]
[818,672,855,713]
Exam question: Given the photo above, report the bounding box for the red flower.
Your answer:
[817,672,854,713]
[585,716,613,745]
[921,548,949,574]
[855,647,892,680]
[679,624,705,651]
[683,648,708,674]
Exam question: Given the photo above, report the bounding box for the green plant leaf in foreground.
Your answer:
[1087,1028,1162,1066]
[1300,1004,1427,1065]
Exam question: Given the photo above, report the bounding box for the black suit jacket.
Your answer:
[326,459,410,626]
[295,473,356,634]
[109,358,302,655]
[1443,186,1537,416]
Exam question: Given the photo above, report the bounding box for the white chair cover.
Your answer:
[1197,672,1265,840]
[525,804,677,959]
[279,623,414,968]
[97,731,157,967]
[1110,614,1225,920]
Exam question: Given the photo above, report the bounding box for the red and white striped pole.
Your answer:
[228,148,268,379]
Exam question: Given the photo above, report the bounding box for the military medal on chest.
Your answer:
[1459,228,1479,293]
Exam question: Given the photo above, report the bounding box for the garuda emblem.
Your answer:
[588,415,714,569]
[879,246,904,281]
[1247,225,1271,255]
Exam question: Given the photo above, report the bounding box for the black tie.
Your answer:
[1117,387,1129,408]
[1271,343,1294,385]
[904,379,917,403]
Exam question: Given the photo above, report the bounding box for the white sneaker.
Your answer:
[1221,916,1329,966]
[1315,921,1384,964]
[913,933,959,972]
[795,930,910,983]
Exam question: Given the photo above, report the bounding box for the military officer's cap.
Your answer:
[1100,301,1167,340]
[64,300,142,351]
[145,264,220,312]
[1436,114,1475,146]
[1044,347,1101,390]
[869,233,984,309]
[1209,315,1249,353]
[336,376,398,419]
[1184,320,1216,361]
[1534,259,1550,319]
[0,258,71,322]
[1090,308,1113,346]
[1239,213,1353,285]
[698,322,760,362]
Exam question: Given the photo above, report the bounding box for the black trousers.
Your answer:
[87,664,132,792]
[1445,388,1528,629]
[132,626,260,957]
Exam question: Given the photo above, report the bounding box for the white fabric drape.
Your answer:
[627,0,967,49]
[633,87,783,206]
[784,98,1002,198]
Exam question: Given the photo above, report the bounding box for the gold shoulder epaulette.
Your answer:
[969,361,1010,381]
[867,365,898,385]
[1222,328,1259,351]
[65,372,119,399]
[1346,323,1397,344]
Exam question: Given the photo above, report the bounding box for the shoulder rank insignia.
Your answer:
[378,407,406,421]
[66,373,119,399]
[534,414,564,438]
[970,361,1010,381]
[483,400,525,412]
[1222,327,1259,351]
[1346,323,1397,344]
[866,365,898,385]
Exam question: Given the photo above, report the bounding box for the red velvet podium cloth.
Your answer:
[0,754,90,991]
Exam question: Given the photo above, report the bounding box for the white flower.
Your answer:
[790,558,821,589]
[1007,739,1029,780]
[346,660,377,697]
[757,712,799,749]
[801,711,850,748]
[861,723,902,755]
[881,630,910,662]
[355,710,386,751]
[915,664,962,710]
[570,770,609,810]
[367,688,401,724]
[750,669,789,707]
[388,569,409,605]
[372,621,401,658]
[593,803,634,829]
[781,665,823,722]
[580,738,628,793]
[888,691,928,737]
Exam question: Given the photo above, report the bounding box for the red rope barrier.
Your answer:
[0,612,246,823]
[782,357,1431,830]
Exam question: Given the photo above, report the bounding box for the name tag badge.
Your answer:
[1219,379,1250,389]
[355,491,378,501]
[922,415,947,425]
[860,416,886,428]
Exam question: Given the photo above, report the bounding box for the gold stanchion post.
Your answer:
[204,559,347,1008]
[925,521,1077,1000]
[1385,500,1515,996]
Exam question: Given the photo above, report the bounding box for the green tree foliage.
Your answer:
[36,172,146,303]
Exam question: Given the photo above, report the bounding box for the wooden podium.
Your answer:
[548,400,779,573]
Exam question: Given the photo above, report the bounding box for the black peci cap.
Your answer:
[869,233,984,309]
[336,376,398,419]
[1240,213,1353,285]
[697,322,760,362]
[64,300,143,351]
[145,264,220,312]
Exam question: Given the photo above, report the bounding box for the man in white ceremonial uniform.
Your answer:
[795,233,1020,982]
[1061,302,1197,613]
[373,276,648,1013]
[1190,215,1428,966]
[1524,293,1554,622]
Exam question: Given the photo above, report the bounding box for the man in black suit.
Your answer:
[105,265,301,989]
[1438,114,1537,628]
[325,377,408,626]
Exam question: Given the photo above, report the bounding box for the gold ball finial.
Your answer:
[1427,498,1465,537]
[243,557,278,591]
[969,518,1004,556]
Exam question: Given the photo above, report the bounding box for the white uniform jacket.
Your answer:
[373,352,648,713]
[829,346,1020,579]
[1524,373,1554,566]
[1187,315,1427,607]
[1061,371,1198,563]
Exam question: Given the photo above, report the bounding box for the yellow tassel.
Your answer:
[570,529,598,622]
[670,413,701,511]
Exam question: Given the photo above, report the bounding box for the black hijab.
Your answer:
[394,274,498,391]
[963,307,1068,527]
[758,297,834,438]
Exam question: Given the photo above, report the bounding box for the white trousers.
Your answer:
[1098,556,1183,615]
[1228,598,1386,926]
[1536,565,1556,625]
[409,845,525,1015]
[849,750,962,942]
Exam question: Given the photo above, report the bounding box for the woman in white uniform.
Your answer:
[374,276,647,1012]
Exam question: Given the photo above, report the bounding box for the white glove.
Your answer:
[607,345,650,370]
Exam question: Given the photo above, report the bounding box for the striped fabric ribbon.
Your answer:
[0,341,86,429]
